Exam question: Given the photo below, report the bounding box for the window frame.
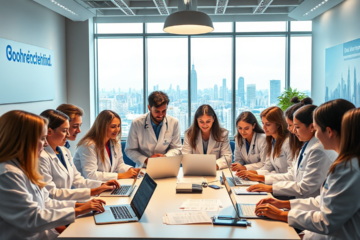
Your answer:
[94,22,312,140]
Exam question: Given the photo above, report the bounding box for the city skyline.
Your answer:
[99,63,290,137]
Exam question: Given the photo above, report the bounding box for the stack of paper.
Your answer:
[234,187,267,195]
[177,177,207,184]
[180,199,223,211]
[163,211,213,225]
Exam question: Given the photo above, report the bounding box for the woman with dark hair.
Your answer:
[285,97,313,159]
[246,105,338,199]
[182,104,232,170]
[254,99,358,240]
[39,109,120,201]
[237,106,292,179]
[74,110,139,181]
[231,111,267,171]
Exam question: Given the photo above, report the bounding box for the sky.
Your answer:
[97,22,312,94]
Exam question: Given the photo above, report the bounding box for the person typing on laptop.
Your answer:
[182,104,232,170]
[74,110,140,181]
[125,91,182,167]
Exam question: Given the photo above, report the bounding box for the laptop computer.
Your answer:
[146,155,182,179]
[94,173,157,224]
[222,171,261,219]
[182,154,217,176]
[100,164,144,197]
[224,156,259,186]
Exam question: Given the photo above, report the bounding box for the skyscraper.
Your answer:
[220,86,224,100]
[214,84,218,100]
[237,77,245,105]
[247,84,256,108]
[222,78,226,102]
[176,85,180,101]
[270,80,281,105]
[191,64,197,103]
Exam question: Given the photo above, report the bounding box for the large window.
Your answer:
[95,22,312,138]
[191,37,233,135]
[236,37,286,123]
[290,36,312,96]
[97,38,144,137]
[147,38,188,135]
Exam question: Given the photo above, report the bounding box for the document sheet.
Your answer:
[180,199,223,211]
[163,211,212,225]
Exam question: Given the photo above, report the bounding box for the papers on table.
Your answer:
[234,187,268,195]
[180,199,223,211]
[177,177,207,184]
[163,211,212,225]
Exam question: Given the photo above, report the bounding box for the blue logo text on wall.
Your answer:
[6,45,52,66]
[0,37,55,105]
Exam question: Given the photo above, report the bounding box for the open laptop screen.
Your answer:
[222,171,240,219]
[130,173,157,219]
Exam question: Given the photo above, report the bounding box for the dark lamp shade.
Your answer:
[163,10,214,35]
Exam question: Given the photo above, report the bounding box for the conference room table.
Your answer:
[59,168,300,240]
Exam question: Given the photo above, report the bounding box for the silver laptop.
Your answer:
[182,154,217,176]
[100,164,144,197]
[222,171,260,219]
[146,155,182,179]
[224,156,258,186]
[94,173,157,224]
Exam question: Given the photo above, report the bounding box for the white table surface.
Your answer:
[59,168,300,240]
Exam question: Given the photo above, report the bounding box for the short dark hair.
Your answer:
[148,91,170,108]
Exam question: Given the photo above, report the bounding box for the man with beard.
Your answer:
[125,91,182,167]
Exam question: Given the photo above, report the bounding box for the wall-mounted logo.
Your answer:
[6,45,52,66]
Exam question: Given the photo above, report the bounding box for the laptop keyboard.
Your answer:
[111,185,131,195]
[110,206,134,219]
[239,204,257,217]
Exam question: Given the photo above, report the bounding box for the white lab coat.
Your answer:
[182,130,232,169]
[287,157,360,240]
[125,113,182,167]
[234,133,267,170]
[39,145,103,201]
[74,140,132,181]
[256,138,293,175]
[0,159,75,240]
[264,137,338,198]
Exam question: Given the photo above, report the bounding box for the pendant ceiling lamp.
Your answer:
[163,0,214,35]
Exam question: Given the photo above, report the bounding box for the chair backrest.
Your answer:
[230,141,235,161]
[121,141,136,167]
[120,140,236,166]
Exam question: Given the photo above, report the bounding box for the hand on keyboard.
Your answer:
[255,203,288,222]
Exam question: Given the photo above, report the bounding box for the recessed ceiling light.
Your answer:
[50,0,78,15]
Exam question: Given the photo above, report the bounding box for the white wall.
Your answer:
[0,0,67,115]
[66,19,95,152]
[312,0,360,104]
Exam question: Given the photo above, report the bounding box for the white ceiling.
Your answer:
[32,0,345,21]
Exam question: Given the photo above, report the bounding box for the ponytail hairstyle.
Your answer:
[285,97,313,158]
[235,111,264,147]
[260,106,289,158]
[185,104,226,149]
[313,99,355,137]
[77,110,121,163]
[0,110,48,188]
[329,108,360,174]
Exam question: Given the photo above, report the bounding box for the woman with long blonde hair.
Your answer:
[237,106,292,179]
[74,110,139,180]
[0,110,106,240]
